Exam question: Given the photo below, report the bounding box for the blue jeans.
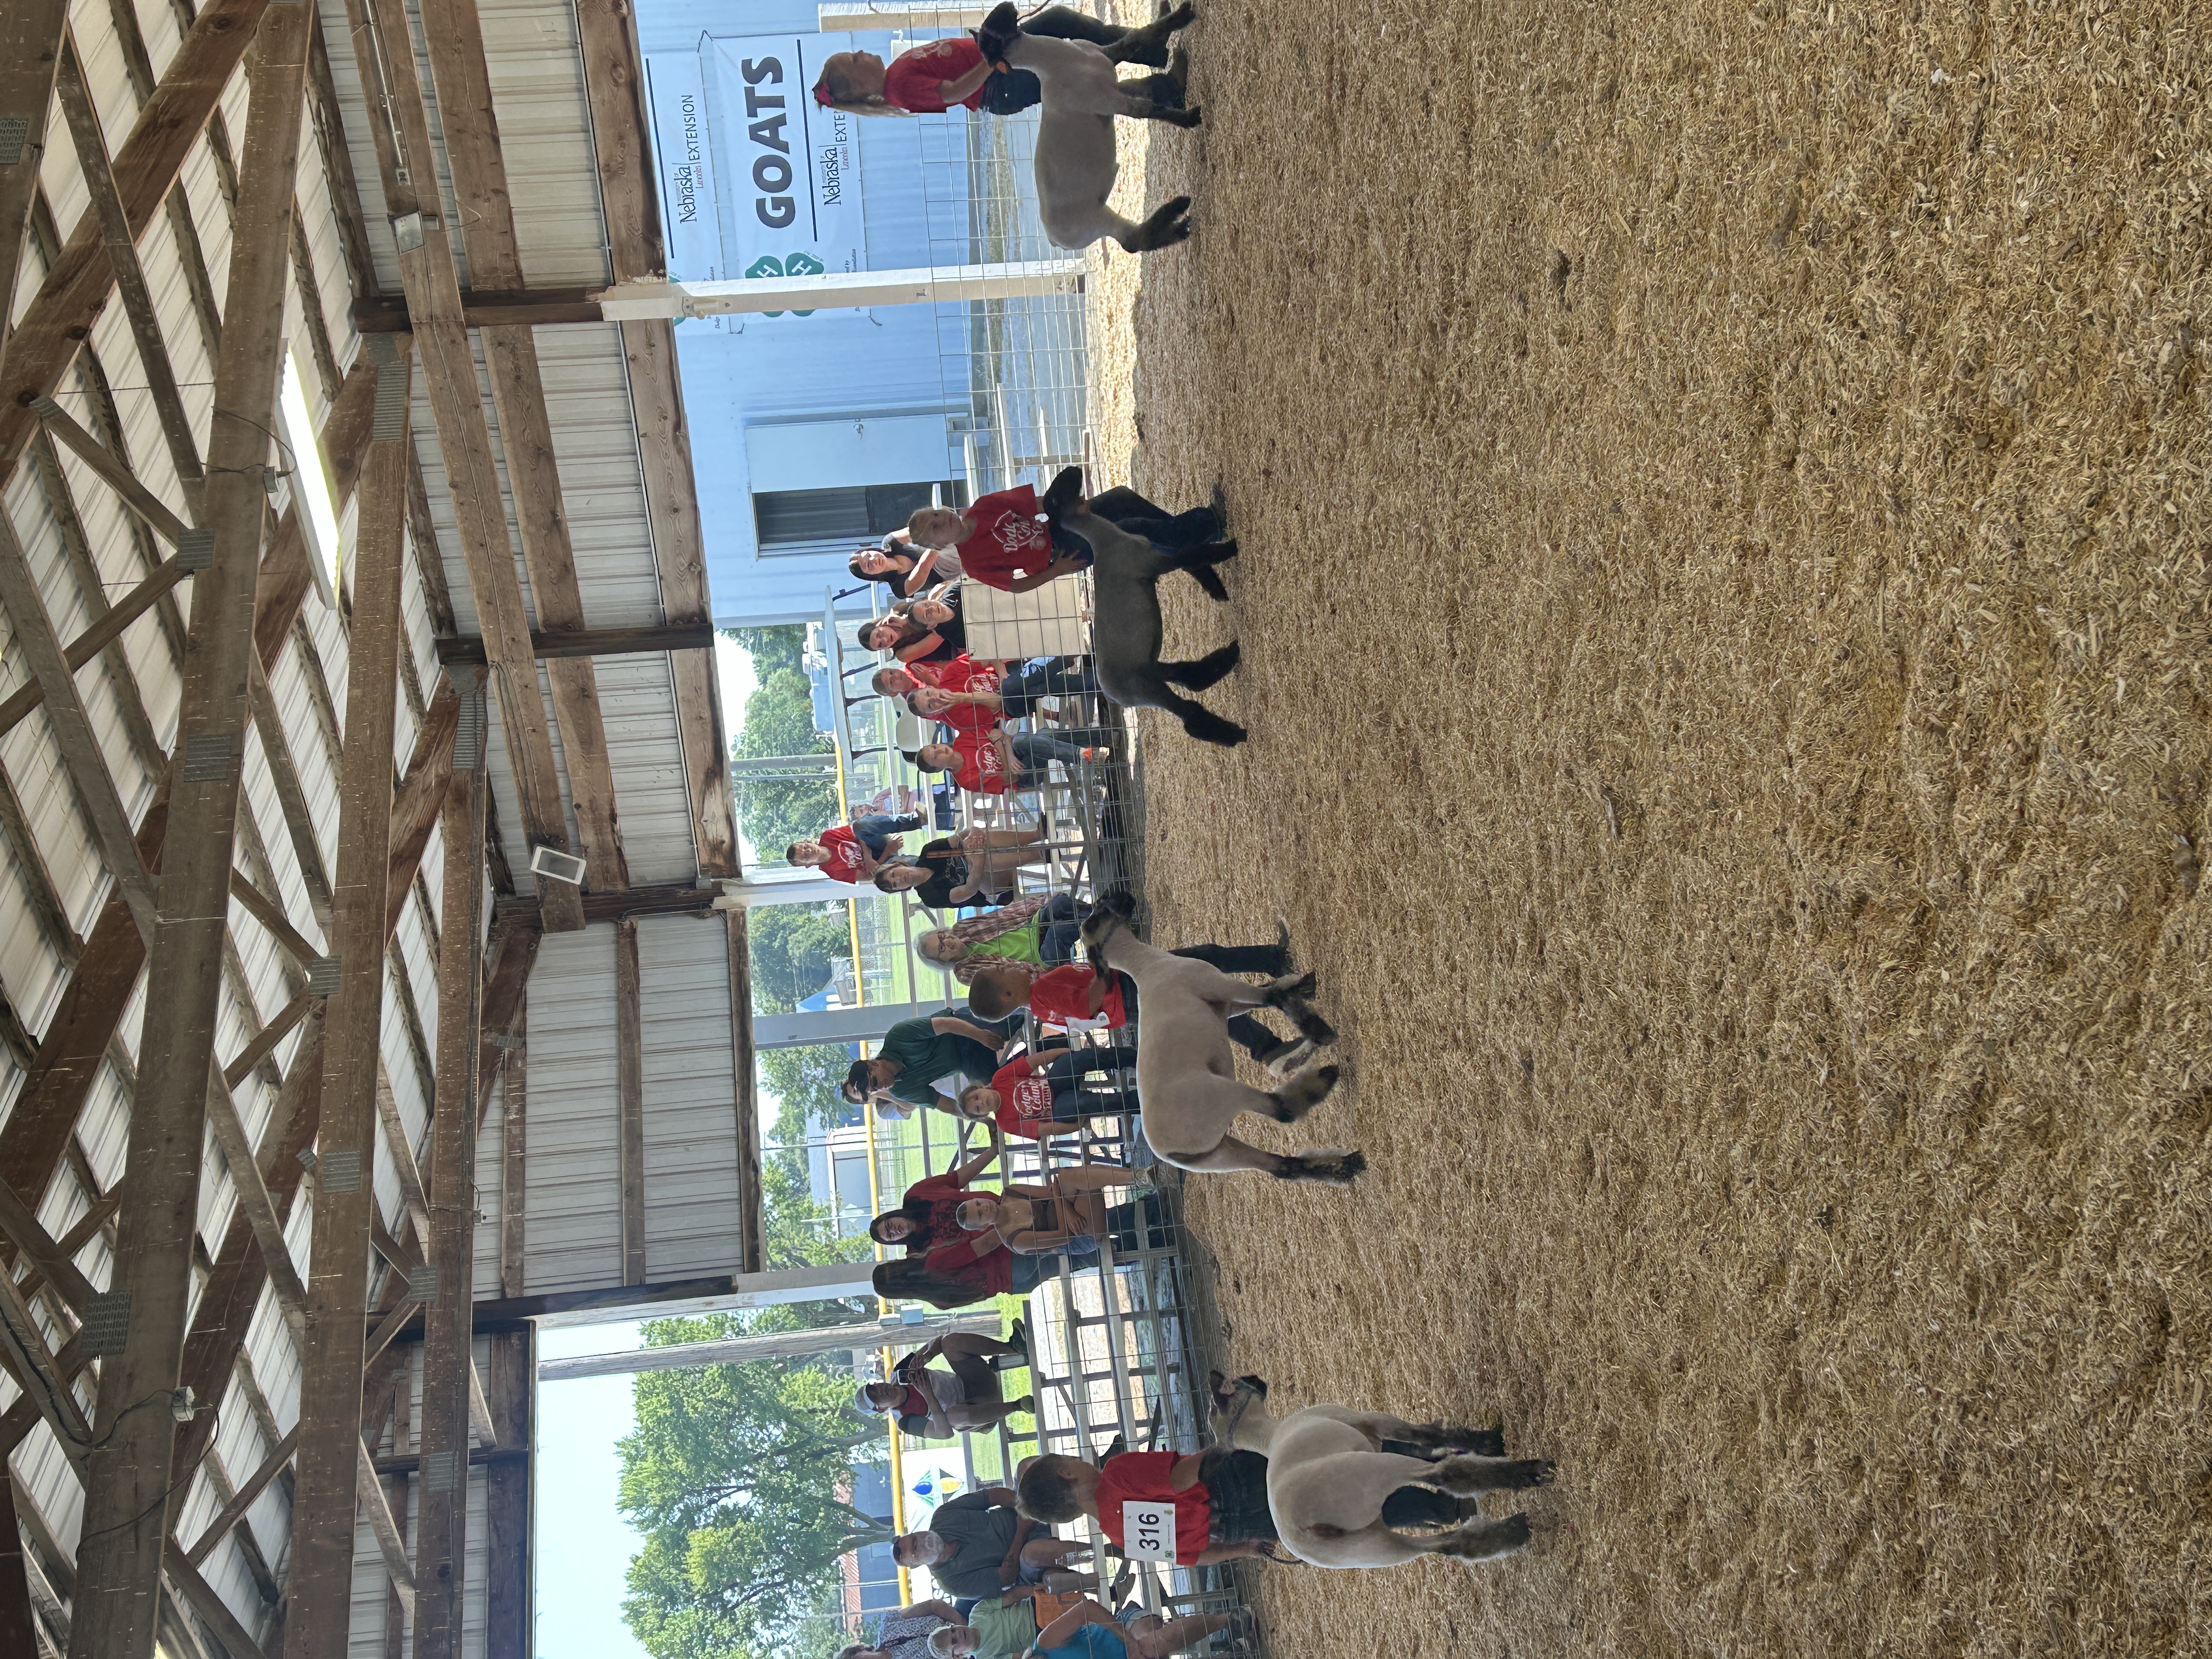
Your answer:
[850,812,925,857]
[998,658,1097,720]
[1009,732,1090,791]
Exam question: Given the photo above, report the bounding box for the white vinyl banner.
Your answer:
[645,53,724,280]
[712,35,866,314]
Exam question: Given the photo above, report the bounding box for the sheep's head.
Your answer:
[1079,891,1138,956]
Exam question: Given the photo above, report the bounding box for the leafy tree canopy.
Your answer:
[747,906,854,1015]
[732,666,838,860]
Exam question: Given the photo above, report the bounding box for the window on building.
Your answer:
[753,480,966,551]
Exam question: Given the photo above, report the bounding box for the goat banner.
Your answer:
[644,36,867,318]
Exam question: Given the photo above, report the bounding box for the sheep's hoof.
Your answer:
[1439,1514,1532,1561]
[1277,1148,1364,1186]
[1266,969,1318,1003]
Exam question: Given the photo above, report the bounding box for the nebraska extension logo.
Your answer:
[747,252,825,317]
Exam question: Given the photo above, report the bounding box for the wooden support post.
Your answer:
[66,9,314,1654]
[727,909,763,1271]
[357,1437,416,1610]
[482,1330,532,1659]
[413,746,486,1657]
[283,332,414,1653]
[616,917,646,1285]
[0,0,273,480]
[499,994,526,1296]
[0,1473,40,1659]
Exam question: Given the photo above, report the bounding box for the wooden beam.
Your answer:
[183,1425,297,1568]
[435,621,717,664]
[229,871,324,968]
[0,0,274,481]
[0,1177,99,1314]
[165,1550,269,1659]
[0,1268,93,1471]
[622,320,737,877]
[393,229,585,930]
[0,1474,41,1659]
[30,396,191,548]
[0,751,84,967]
[51,34,205,499]
[0,509,160,941]
[727,909,763,1272]
[0,0,70,386]
[352,289,603,331]
[491,883,720,927]
[219,991,312,1093]
[572,0,661,285]
[476,922,540,1127]
[374,1443,524,1479]
[499,993,525,1296]
[0,553,190,742]
[481,329,629,889]
[413,754,487,1656]
[69,1,319,1633]
[388,678,462,939]
[616,917,645,1285]
[284,336,414,1654]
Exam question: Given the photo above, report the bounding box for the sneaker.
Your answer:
[1006,1317,1031,1355]
[1080,746,1110,763]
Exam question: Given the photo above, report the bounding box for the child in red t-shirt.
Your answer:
[1014,1452,1273,1568]
[990,949,1311,1074]
[905,487,1079,594]
[912,731,1102,795]
[786,806,926,883]
[956,1044,1137,1141]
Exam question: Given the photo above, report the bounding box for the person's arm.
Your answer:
[991,729,1022,787]
[901,548,941,596]
[947,1147,1000,1185]
[1167,1453,1206,1491]
[894,634,944,664]
[998,1584,1041,1610]
[896,1600,961,1623]
[932,1014,1008,1048]
[1006,1226,1071,1255]
[1035,1601,1118,1648]
[923,1383,956,1440]
[1005,558,1076,595]
[995,1515,1038,1587]
[937,54,996,106]
[1189,1541,1267,1566]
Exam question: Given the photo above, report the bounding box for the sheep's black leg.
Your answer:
[1187,565,1230,601]
[1165,538,1238,574]
[1161,640,1240,691]
[1150,684,1246,746]
[1120,196,1193,252]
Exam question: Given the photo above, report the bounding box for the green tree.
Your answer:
[619,1311,891,1659]
[724,624,807,679]
[758,1048,873,1272]
[732,666,838,859]
[747,906,854,1014]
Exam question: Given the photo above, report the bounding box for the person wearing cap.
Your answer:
[843,1010,1012,1115]
[855,1325,1033,1439]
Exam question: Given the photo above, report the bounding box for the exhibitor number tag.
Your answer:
[1120,1500,1177,1563]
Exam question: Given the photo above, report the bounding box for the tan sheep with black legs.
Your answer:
[1212,1374,1555,1569]
[1079,895,1359,1181]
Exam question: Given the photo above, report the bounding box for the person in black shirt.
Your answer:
[874,823,1049,910]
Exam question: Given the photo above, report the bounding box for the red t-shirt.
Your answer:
[900,1171,979,1251]
[989,1054,1058,1138]
[883,36,986,112]
[1096,1452,1210,1563]
[923,1238,1011,1295]
[911,654,998,694]
[953,487,1055,591]
[950,729,1009,794]
[1027,966,1127,1030]
[817,824,868,883]
[929,696,998,737]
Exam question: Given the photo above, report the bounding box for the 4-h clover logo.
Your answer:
[745,252,827,317]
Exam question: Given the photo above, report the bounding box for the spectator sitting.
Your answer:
[851,537,961,597]
[872,824,1050,910]
[870,1148,1001,1253]
[890,1487,1097,1601]
[789,802,925,883]
[916,895,1081,984]
[909,732,1104,796]
[907,656,1097,729]
[866,591,966,664]
[956,1044,1139,1144]
[842,1011,1011,1115]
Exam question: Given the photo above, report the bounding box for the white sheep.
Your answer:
[1079,894,1361,1182]
[1212,1374,1554,1568]
[979,2,1201,253]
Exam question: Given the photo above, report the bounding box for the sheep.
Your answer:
[977,2,1201,253]
[1079,893,1362,1182]
[1211,1373,1554,1569]
[1052,503,1246,747]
